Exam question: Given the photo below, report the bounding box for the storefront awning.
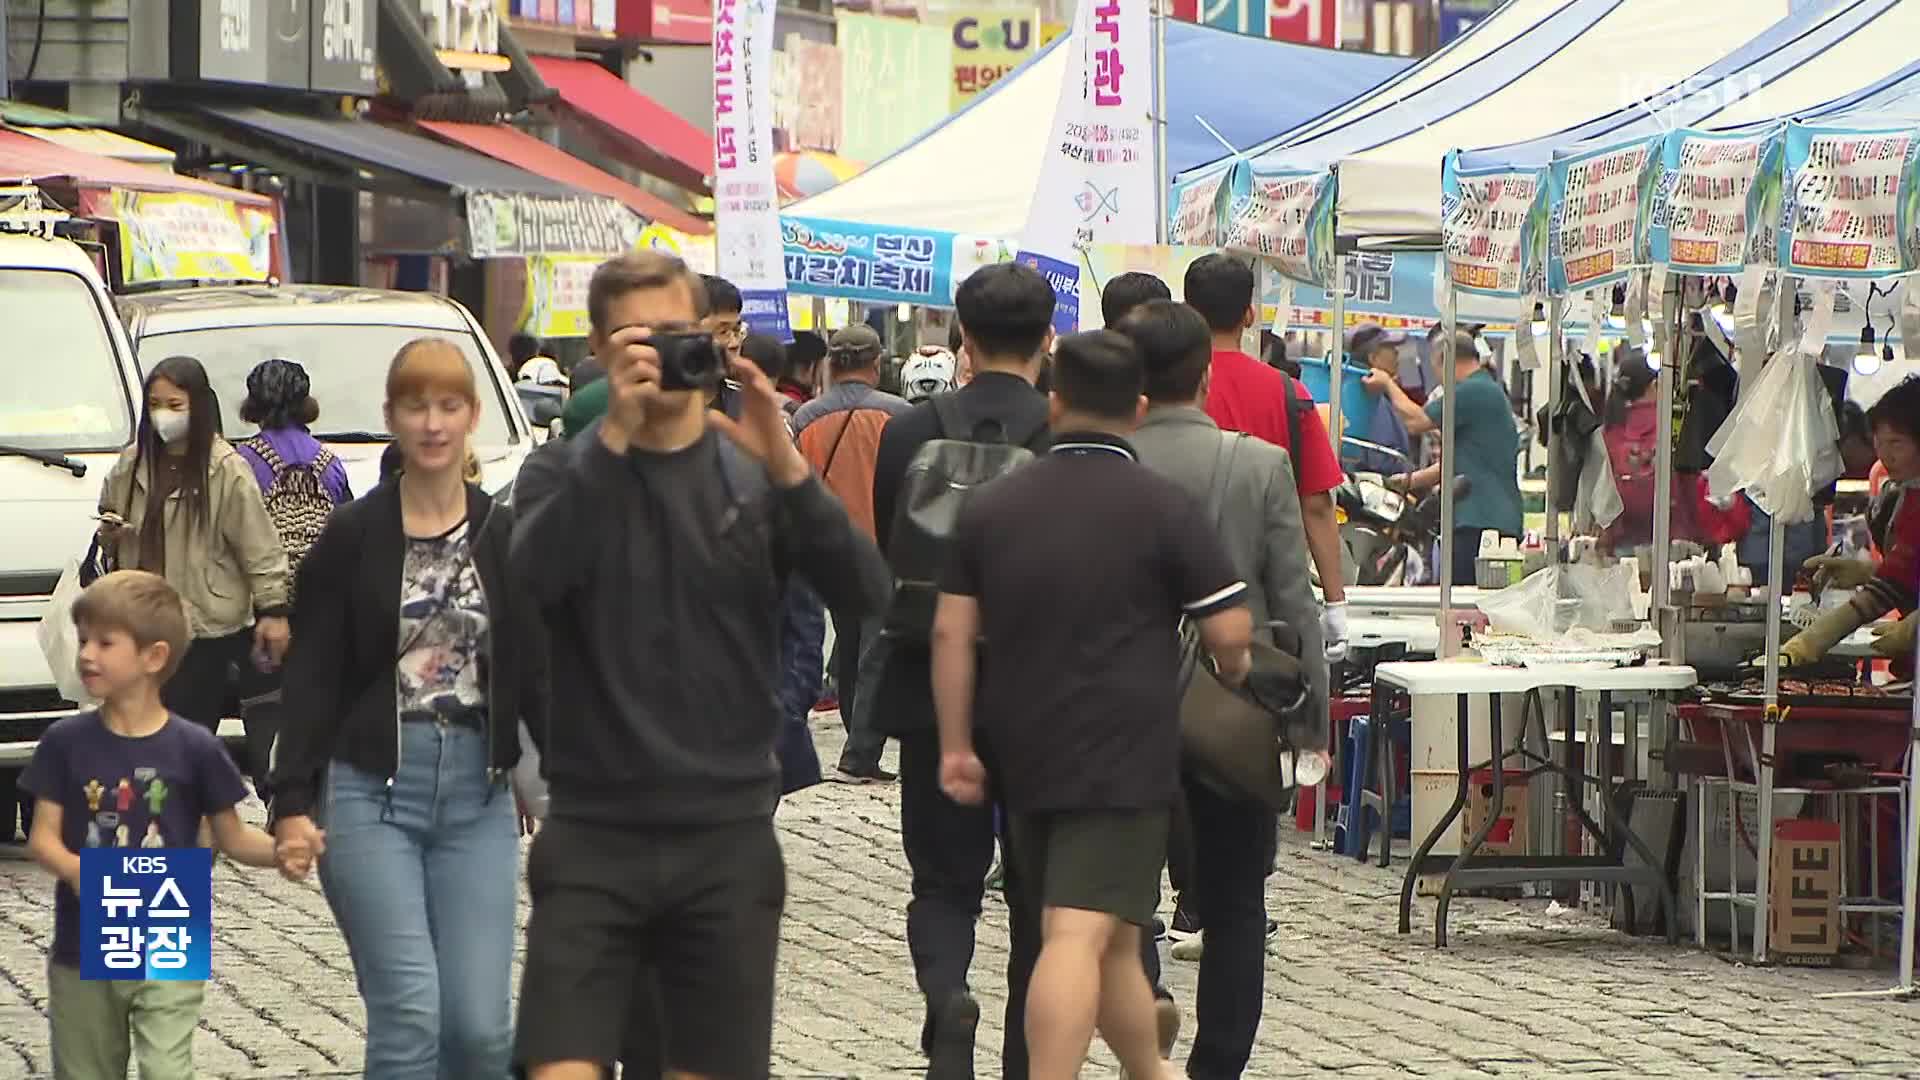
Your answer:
[0,129,268,204]
[417,120,710,236]
[141,105,643,258]
[530,57,711,190]
[24,128,177,168]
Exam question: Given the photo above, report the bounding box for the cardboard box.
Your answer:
[1466,769,1530,856]
[1769,819,1840,963]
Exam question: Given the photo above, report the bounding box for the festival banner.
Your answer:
[522,254,601,338]
[1015,0,1153,332]
[1220,164,1335,287]
[110,190,276,284]
[1547,134,1661,295]
[1167,168,1230,247]
[715,0,791,337]
[948,8,1038,111]
[1777,121,1920,279]
[1440,152,1548,300]
[1647,126,1783,274]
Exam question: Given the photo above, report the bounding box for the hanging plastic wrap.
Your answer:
[1703,347,1843,526]
[1475,564,1643,647]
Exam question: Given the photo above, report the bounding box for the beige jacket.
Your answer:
[98,438,291,639]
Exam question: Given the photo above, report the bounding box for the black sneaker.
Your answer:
[1167,894,1202,939]
[1266,918,1278,940]
[1152,916,1168,941]
[926,992,979,1080]
[834,762,898,784]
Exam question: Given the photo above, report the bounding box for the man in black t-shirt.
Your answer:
[934,330,1253,1080]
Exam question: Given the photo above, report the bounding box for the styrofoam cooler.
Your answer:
[1410,691,1531,772]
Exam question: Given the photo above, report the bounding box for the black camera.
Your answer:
[650,331,726,391]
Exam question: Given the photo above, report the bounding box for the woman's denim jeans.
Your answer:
[319,722,517,1080]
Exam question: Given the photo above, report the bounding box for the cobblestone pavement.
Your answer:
[1,717,1918,1077]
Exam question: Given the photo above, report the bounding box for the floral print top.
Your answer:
[397,520,489,718]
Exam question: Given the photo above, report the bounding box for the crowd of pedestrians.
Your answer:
[24,249,1351,1080]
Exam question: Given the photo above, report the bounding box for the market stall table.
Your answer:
[1376,659,1699,947]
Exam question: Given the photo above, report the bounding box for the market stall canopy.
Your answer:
[786,19,1409,238]
[1462,0,1920,169]
[530,57,713,192]
[417,120,710,235]
[1181,0,1792,245]
[1,99,177,168]
[0,128,267,205]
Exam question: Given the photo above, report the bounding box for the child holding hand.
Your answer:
[22,570,281,1080]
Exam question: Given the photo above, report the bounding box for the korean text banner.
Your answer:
[715,0,791,338]
[1440,153,1548,300]
[1547,135,1660,296]
[1015,0,1153,332]
[111,190,276,284]
[1082,245,1454,335]
[781,217,951,306]
[522,254,601,339]
[837,14,951,165]
[1167,167,1230,247]
[949,8,1038,111]
[465,192,640,258]
[1778,123,1920,279]
[1647,126,1783,274]
[1221,164,1335,288]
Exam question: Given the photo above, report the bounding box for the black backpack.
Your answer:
[882,394,1047,644]
[245,437,337,600]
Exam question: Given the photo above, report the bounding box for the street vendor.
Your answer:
[1777,377,1920,671]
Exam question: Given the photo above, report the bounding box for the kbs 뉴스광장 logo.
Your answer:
[80,849,213,981]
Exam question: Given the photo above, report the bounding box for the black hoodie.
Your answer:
[510,421,890,826]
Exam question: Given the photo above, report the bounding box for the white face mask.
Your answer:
[150,408,190,444]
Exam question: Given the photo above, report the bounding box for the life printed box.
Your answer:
[79,849,213,981]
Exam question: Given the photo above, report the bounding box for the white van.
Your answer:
[0,206,145,828]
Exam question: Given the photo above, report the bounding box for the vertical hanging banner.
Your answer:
[1014,0,1154,333]
[1647,126,1783,274]
[714,0,791,338]
[1547,135,1661,296]
[1440,152,1548,300]
[1778,121,1920,279]
[1167,167,1230,247]
[1219,163,1335,287]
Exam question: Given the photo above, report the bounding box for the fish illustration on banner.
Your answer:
[1546,134,1662,296]
[1013,0,1153,332]
[1441,152,1549,300]
[1778,121,1920,279]
[1220,163,1335,288]
[1646,126,1783,275]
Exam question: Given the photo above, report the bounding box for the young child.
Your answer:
[21,569,281,1080]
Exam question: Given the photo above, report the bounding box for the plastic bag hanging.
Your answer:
[1704,347,1843,525]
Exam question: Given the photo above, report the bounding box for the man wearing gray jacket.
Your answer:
[1116,300,1327,1080]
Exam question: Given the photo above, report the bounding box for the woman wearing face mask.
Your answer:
[96,355,291,736]
[269,338,547,1080]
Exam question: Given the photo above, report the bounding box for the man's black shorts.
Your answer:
[1009,808,1169,927]
[514,816,787,1076]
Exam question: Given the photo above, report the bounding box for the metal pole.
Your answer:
[1752,273,1795,965]
[1438,284,1459,656]
[1544,298,1564,551]
[1652,274,1682,630]
[1329,253,1346,455]
[0,0,11,94]
[1153,5,1169,245]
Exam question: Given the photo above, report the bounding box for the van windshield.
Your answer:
[135,324,516,446]
[0,269,133,452]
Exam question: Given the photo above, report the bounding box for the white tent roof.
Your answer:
[1698,2,1920,127]
[1198,0,1794,243]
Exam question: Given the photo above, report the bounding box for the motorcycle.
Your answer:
[1332,437,1467,587]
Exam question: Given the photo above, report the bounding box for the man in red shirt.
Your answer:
[1183,254,1349,657]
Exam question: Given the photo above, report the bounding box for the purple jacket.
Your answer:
[236,427,353,506]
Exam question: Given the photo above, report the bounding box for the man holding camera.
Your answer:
[508,251,892,1080]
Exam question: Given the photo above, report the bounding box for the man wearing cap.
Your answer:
[1347,323,1415,475]
[793,325,914,783]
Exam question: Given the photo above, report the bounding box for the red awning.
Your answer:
[530,57,711,190]
[416,120,710,236]
[0,128,273,205]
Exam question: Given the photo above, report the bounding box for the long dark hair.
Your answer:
[1605,350,1656,429]
[132,355,222,530]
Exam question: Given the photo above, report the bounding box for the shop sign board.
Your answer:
[836,13,951,165]
[313,0,380,94]
[465,191,641,258]
[180,0,313,89]
[1438,0,1499,45]
[1268,0,1337,48]
[420,0,511,70]
[111,190,278,284]
[948,8,1038,111]
[523,254,601,338]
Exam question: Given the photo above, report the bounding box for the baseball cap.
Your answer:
[1347,323,1405,357]
[828,325,883,355]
